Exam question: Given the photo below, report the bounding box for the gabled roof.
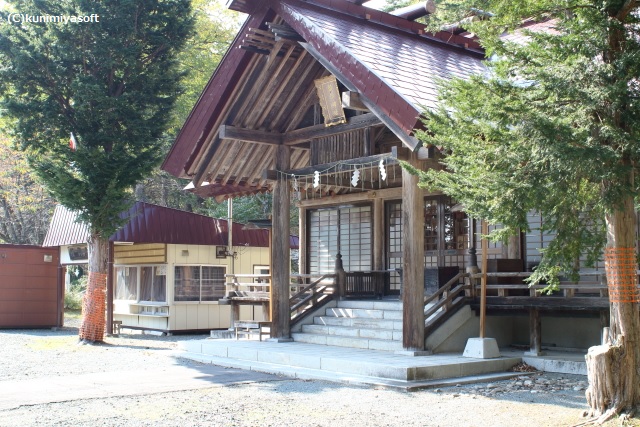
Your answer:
[162,0,485,199]
[42,202,299,249]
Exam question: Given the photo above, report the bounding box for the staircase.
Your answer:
[291,300,405,351]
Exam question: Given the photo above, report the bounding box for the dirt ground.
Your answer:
[0,312,637,427]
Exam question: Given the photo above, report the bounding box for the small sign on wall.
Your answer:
[314,75,347,127]
[43,254,53,263]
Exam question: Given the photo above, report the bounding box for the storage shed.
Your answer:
[43,202,299,333]
[0,244,62,328]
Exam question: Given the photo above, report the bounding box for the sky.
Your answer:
[0,0,387,13]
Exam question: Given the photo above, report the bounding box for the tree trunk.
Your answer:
[79,233,109,342]
[586,194,640,422]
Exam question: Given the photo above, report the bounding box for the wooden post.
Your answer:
[529,308,542,355]
[373,197,384,272]
[298,207,306,275]
[106,241,114,335]
[270,145,291,340]
[479,220,488,338]
[335,253,346,299]
[402,152,425,350]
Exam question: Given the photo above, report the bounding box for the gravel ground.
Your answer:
[0,313,635,427]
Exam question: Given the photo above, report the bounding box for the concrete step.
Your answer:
[314,315,402,330]
[291,332,404,351]
[179,339,522,383]
[325,307,402,320]
[301,324,402,341]
[335,300,403,311]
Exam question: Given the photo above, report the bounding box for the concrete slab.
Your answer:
[0,362,283,411]
[179,339,523,389]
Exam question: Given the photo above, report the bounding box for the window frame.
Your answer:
[113,264,168,304]
[173,264,227,304]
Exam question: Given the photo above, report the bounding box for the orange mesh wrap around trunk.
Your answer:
[605,247,640,303]
[79,271,107,341]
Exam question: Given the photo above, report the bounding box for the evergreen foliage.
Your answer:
[0,0,194,238]
[409,0,640,287]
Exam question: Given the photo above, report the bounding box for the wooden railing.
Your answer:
[424,272,470,333]
[290,274,337,326]
[344,271,388,298]
[468,272,608,298]
[224,273,272,301]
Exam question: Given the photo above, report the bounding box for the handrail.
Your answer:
[290,274,335,301]
[290,273,338,326]
[424,272,470,329]
[468,271,608,297]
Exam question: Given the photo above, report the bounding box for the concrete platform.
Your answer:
[179,338,524,391]
[502,349,587,375]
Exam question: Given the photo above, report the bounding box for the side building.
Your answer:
[43,202,298,333]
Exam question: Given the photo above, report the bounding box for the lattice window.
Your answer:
[308,205,372,274]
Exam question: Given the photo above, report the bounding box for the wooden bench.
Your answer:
[234,321,271,341]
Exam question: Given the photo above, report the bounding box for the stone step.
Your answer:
[335,300,403,311]
[291,332,404,351]
[325,307,403,320]
[180,339,522,382]
[314,315,402,330]
[301,324,402,341]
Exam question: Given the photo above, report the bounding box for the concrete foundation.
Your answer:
[463,337,501,359]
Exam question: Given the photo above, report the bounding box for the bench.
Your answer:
[234,321,271,341]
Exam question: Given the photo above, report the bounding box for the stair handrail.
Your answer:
[290,273,337,326]
[424,272,470,327]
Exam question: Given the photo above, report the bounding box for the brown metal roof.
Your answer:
[43,202,299,249]
[42,205,90,247]
[162,0,485,200]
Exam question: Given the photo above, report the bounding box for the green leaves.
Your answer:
[0,0,194,238]
[413,0,640,283]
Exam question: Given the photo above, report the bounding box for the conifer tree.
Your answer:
[411,1,640,421]
[0,0,193,342]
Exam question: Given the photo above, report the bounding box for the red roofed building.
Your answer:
[44,202,298,333]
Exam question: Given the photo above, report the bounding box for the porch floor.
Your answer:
[178,339,587,391]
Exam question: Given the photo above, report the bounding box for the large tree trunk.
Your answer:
[586,194,640,422]
[79,233,109,342]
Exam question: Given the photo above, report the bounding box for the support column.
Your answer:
[373,197,384,272]
[298,207,306,275]
[270,145,292,341]
[527,308,544,356]
[402,152,425,351]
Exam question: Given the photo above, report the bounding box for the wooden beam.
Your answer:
[402,151,425,351]
[341,91,369,111]
[267,22,305,42]
[284,113,382,145]
[219,125,283,145]
[193,132,222,187]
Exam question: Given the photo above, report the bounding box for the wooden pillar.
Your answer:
[270,145,291,340]
[528,308,542,355]
[106,241,114,335]
[298,207,306,275]
[479,220,488,338]
[402,152,425,350]
[373,197,384,272]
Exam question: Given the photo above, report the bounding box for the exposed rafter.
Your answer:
[284,113,382,145]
